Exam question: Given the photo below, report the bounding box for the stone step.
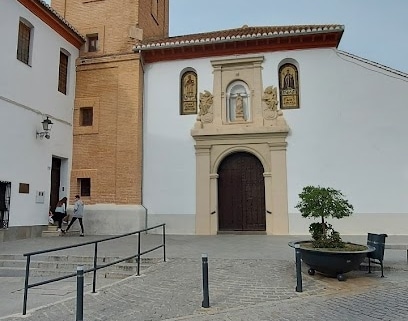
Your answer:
[42,230,80,237]
[0,266,138,279]
[0,253,159,279]
[42,223,80,237]
[0,254,158,265]
[0,259,149,272]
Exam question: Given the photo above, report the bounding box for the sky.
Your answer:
[45,0,408,73]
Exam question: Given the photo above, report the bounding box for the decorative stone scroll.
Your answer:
[196,90,214,124]
[262,86,282,120]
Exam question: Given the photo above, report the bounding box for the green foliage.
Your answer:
[296,186,354,248]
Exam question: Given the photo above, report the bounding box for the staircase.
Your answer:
[42,222,80,237]
[0,254,159,279]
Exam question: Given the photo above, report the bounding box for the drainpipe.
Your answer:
[135,47,148,234]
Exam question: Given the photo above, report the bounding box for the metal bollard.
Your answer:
[76,265,84,321]
[295,244,303,292]
[201,254,210,308]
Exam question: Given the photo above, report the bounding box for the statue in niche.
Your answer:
[235,93,244,120]
[196,90,214,124]
[262,86,282,120]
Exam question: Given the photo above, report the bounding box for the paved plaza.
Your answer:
[0,234,408,320]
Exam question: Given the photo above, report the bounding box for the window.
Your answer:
[151,0,159,22]
[58,51,69,94]
[17,20,32,65]
[80,107,93,126]
[180,70,198,115]
[78,178,91,197]
[87,34,98,52]
[19,183,29,194]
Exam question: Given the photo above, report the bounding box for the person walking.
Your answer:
[62,195,84,236]
[50,197,67,232]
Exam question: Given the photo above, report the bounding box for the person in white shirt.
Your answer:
[62,195,85,236]
[50,197,67,232]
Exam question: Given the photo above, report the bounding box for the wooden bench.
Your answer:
[385,244,408,262]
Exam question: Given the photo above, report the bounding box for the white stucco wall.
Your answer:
[0,0,79,228]
[143,47,408,235]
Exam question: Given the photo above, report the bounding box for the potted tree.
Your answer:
[290,185,374,281]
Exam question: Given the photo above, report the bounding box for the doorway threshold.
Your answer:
[217,231,266,235]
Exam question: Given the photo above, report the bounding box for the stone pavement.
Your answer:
[1,234,408,320]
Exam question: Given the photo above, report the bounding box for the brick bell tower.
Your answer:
[51,0,169,234]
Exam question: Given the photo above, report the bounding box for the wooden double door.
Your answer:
[218,152,266,231]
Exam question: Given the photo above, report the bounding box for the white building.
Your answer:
[0,0,84,241]
[139,25,408,236]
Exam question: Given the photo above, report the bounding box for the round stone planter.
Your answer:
[289,240,375,281]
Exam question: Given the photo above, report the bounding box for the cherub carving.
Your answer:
[262,86,282,120]
[262,86,278,111]
[198,90,214,117]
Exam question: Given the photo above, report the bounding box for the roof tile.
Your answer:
[137,24,344,49]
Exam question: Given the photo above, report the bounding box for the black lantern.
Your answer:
[41,117,53,131]
[36,116,53,139]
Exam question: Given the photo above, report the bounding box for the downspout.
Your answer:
[135,47,149,233]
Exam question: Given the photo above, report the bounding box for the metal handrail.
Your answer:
[22,223,166,315]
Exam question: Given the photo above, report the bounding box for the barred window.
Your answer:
[17,21,31,65]
[80,107,93,126]
[58,51,69,94]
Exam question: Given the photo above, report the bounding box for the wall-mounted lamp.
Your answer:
[36,116,53,139]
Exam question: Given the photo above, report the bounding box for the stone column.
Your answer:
[268,141,289,234]
[195,145,212,235]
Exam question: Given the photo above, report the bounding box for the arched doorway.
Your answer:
[218,152,266,232]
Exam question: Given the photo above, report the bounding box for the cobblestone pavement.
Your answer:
[1,235,408,321]
[2,256,407,321]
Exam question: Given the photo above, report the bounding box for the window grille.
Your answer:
[0,181,11,229]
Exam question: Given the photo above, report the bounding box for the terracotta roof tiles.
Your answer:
[136,24,344,50]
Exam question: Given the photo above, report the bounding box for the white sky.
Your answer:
[45,0,408,72]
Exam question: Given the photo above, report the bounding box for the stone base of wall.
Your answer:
[80,204,146,235]
[147,214,195,235]
[0,225,45,242]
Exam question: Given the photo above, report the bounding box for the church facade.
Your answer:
[52,0,408,237]
[139,27,408,236]
[2,0,406,240]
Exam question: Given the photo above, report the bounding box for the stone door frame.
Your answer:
[193,132,289,235]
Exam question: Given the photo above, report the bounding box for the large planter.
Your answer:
[289,241,375,281]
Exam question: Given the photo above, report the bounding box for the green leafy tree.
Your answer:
[295,186,354,248]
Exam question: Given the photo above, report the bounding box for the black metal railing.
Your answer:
[22,223,166,315]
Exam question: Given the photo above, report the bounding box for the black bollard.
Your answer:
[201,254,210,308]
[76,265,84,321]
[295,244,303,292]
